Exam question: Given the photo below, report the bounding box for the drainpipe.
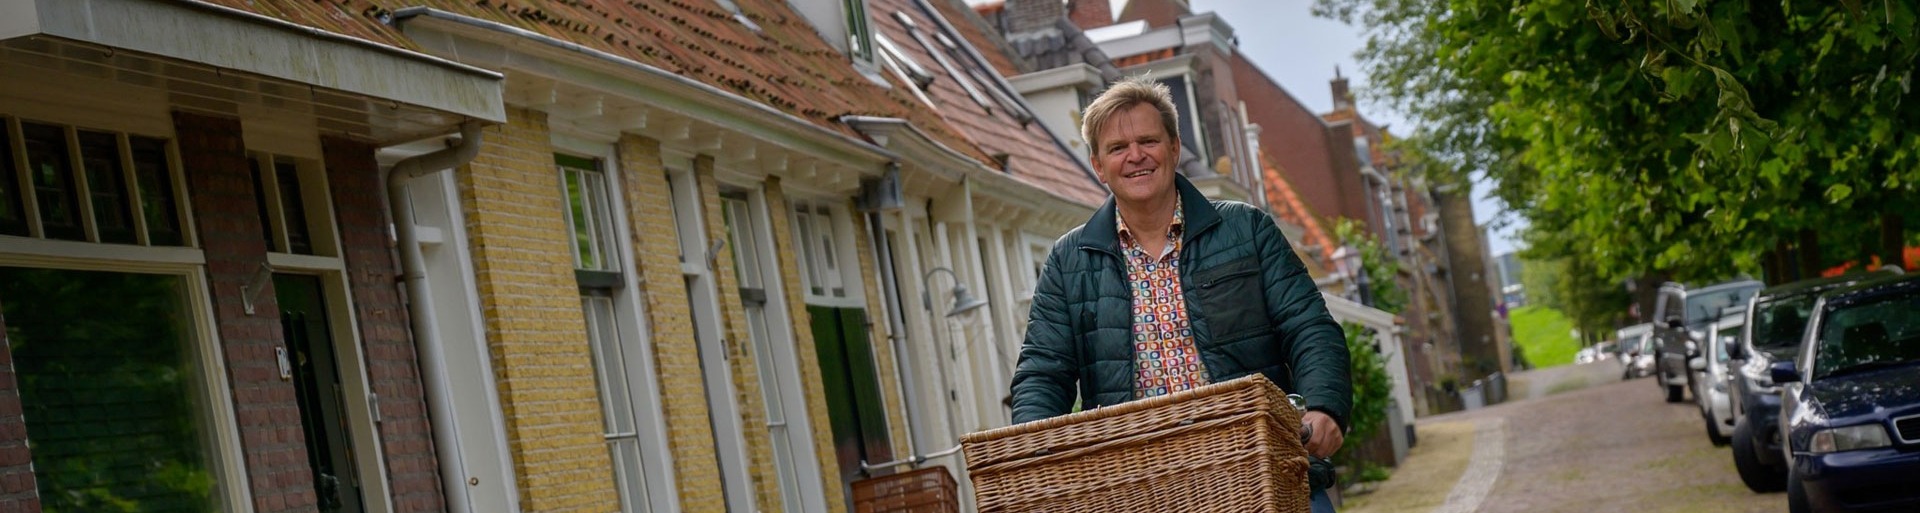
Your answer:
[385,121,484,513]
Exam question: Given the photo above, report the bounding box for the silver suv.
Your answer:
[1652,279,1764,402]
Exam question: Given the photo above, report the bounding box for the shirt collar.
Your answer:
[1116,197,1184,247]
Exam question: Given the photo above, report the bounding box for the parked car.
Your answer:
[1691,313,1743,446]
[1616,323,1655,379]
[1653,279,1764,402]
[1728,272,1896,493]
[1771,273,1920,512]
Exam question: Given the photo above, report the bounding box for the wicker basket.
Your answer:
[959,374,1310,513]
[851,466,960,513]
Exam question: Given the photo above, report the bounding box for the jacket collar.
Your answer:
[1081,174,1221,255]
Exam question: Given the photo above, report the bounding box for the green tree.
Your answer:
[1316,0,1918,284]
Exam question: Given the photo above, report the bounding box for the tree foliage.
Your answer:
[1317,0,1920,283]
[1337,322,1393,466]
[1332,218,1409,315]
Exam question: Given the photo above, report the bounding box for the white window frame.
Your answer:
[554,134,680,513]
[666,159,759,513]
[0,255,253,512]
[789,198,866,309]
[2,116,197,248]
[722,185,829,513]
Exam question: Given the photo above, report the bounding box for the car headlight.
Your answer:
[1810,424,1892,454]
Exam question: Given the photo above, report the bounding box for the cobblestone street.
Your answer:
[1346,363,1785,513]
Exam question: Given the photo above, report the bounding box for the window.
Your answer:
[1155,76,1206,162]
[559,154,620,275]
[790,200,853,302]
[845,0,875,62]
[583,292,652,511]
[553,144,675,513]
[2,118,188,245]
[0,267,229,512]
[723,192,820,513]
[247,153,329,256]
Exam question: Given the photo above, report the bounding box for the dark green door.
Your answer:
[275,274,363,513]
[808,305,893,488]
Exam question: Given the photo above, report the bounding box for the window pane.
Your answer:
[609,438,649,512]
[23,123,84,241]
[0,267,220,512]
[813,209,842,296]
[248,157,277,250]
[275,160,313,255]
[749,305,783,423]
[129,137,183,246]
[0,122,26,236]
[794,210,822,295]
[583,296,635,435]
[724,199,762,290]
[586,171,618,272]
[78,131,136,244]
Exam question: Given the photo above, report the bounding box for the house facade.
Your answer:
[0,1,504,513]
[0,1,1119,512]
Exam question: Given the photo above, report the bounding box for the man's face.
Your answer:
[1090,102,1179,207]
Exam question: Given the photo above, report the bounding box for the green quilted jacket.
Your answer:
[1009,175,1352,489]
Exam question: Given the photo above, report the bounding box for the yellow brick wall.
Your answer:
[848,203,914,460]
[456,106,620,512]
[691,157,785,513]
[763,178,851,513]
[613,135,727,512]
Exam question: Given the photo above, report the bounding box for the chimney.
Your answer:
[1330,66,1353,111]
[1007,0,1068,34]
[1069,0,1113,29]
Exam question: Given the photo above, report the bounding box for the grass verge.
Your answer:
[1511,305,1582,368]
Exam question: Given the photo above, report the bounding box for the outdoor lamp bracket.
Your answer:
[923,267,988,317]
[242,262,275,316]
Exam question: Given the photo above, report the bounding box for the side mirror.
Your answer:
[1769,361,1801,384]
[1688,357,1706,371]
[1725,340,1744,361]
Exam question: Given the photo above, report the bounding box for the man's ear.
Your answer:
[1089,154,1106,185]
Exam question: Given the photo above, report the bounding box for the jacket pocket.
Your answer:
[1192,256,1269,342]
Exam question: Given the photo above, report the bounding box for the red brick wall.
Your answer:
[174,111,317,513]
[0,292,38,513]
[321,137,445,513]
[1231,54,1352,221]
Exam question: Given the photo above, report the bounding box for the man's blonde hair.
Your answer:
[1081,76,1181,152]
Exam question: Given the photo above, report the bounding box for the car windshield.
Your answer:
[1751,295,1815,356]
[1714,325,1739,363]
[1814,289,1920,380]
[1685,285,1759,326]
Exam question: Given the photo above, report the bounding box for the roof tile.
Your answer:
[871,0,1107,206]
[208,0,992,164]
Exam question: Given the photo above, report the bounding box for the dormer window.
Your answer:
[846,0,876,62]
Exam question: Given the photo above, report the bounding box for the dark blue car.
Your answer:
[1727,272,1895,493]
[1771,273,1920,513]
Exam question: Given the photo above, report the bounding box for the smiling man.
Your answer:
[1010,77,1352,511]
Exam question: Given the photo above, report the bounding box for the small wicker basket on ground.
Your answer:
[959,374,1311,513]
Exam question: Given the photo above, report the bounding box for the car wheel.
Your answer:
[1787,465,1811,513]
[1705,414,1731,446]
[1732,418,1786,493]
[1666,384,1684,403]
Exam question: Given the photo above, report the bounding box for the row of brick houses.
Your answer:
[0,1,1482,513]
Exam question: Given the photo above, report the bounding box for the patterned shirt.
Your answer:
[1118,201,1208,399]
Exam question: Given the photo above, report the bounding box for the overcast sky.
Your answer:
[961,0,1522,255]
